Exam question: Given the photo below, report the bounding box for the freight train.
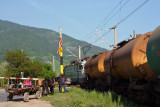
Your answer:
[84,26,160,105]
[64,26,160,105]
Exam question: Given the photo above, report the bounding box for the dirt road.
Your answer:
[0,89,52,107]
[0,99,52,107]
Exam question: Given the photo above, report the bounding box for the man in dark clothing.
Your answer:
[59,74,67,93]
[57,77,61,92]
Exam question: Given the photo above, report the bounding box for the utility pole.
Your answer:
[21,49,23,53]
[78,46,81,61]
[114,26,117,47]
[110,25,117,48]
[21,49,23,55]
[52,56,55,72]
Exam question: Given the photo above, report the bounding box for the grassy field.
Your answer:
[42,87,137,107]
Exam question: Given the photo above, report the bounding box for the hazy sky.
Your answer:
[0,0,160,49]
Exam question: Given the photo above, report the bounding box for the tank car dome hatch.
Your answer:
[147,26,160,75]
[136,34,143,38]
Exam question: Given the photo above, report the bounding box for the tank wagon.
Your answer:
[85,26,160,105]
[64,60,86,86]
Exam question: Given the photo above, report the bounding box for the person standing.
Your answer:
[59,74,67,93]
[18,81,23,88]
[24,78,32,86]
[58,77,61,92]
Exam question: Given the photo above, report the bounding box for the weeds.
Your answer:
[42,87,136,107]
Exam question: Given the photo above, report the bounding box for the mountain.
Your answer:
[0,19,106,74]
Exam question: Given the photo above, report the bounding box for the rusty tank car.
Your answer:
[85,26,160,106]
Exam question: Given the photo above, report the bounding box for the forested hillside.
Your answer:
[0,19,106,74]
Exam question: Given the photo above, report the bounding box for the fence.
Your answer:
[0,77,39,88]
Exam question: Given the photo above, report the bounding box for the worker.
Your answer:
[59,74,67,93]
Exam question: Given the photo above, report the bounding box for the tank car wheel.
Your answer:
[35,91,42,99]
[80,83,86,89]
[23,92,29,102]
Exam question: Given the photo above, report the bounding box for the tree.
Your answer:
[0,62,8,77]
[29,61,44,78]
[4,50,56,78]
[4,50,31,77]
[39,63,56,78]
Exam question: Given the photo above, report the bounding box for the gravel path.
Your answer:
[0,89,52,107]
[0,89,7,103]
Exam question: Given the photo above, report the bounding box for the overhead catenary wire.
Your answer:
[92,0,149,47]
[92,29,112,45]
[80,0,125,41]
[98,0,130,30]
[43,56,52,64]
[116,0,149,27]
[79,30,96,42]
[78,0,150,51]
[81,0,130,47]
[95,30,113,47]
[96,0,124,29]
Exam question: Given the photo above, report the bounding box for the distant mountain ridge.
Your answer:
[0,19,106,74]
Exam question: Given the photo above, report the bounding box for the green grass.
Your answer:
[42,87,137,107]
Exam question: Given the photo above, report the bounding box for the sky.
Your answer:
[0,0,160,49]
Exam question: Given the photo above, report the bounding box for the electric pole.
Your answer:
[78,46,81,61]
[110,25,117,48]
[52,56,55,72]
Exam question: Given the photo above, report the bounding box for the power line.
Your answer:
[116,0,149,27]
[80,0,125,41]
[93,0,149,46]
[97,0,124,29]
[81,0,130,47]
[95,30,113,47]
[82,32,95,42]
[99,0,130,30]
[92,29,112,45]
[80,0,150,50]
[79,30,95,41]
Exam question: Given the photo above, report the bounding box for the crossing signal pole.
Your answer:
[59,27,63,74]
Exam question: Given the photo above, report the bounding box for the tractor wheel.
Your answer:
[23,92,29,102]
[7,93,13,101]
[43,88,49,95]
[35,91,42,99]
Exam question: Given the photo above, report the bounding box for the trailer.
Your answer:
[0,77,42,102]
[6,85,42,102]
